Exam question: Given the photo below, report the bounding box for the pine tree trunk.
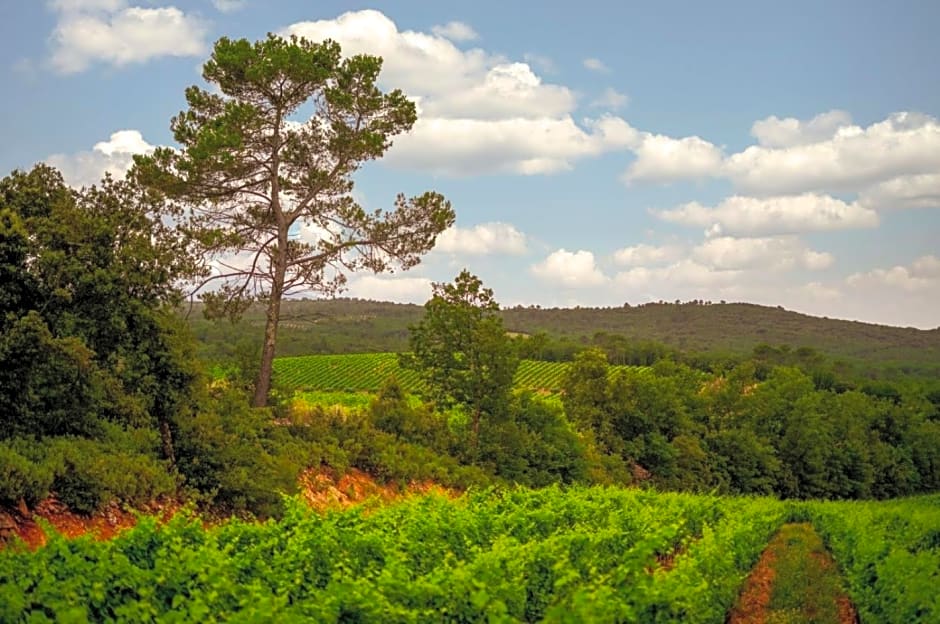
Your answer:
[252,238,287,408]
[253,289,283,407]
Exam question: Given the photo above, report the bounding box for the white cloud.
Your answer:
[591,87,629,110]
[847,257,940,293]
[750,109,853,147]
[283,10,637,176]
[583,57,608,73]
[345,275,433,303]
[435,222,528,255]
[48,2,208,73]
[725,112,940,195]
[656,193,878,236]
[623,133,724,183]
[212,0,246,12]
[858,173,940,210]
[911,255,940,279]
[531,249,607,287]
[615,260,742,289]
[388,115,640,176]
[431,20,478,42]
[418,62,575,120]
[692,236,834,271]
[46,129,155,187]
[801,281,841,300]
[612,243,683,266]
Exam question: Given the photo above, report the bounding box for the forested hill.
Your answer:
[188,298,940,373]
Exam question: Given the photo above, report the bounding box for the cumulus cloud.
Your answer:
[615,260,742,289]
[431,20,478,42]
[591,87,629,110]
[623,134,724,183]
[656,193,878,236]
[725,112,940,195]
[46,129,155,187]
[390,115,639,176]
[800,281,842,300]
[283,10,636,176]
[846,256,940,292]
[48,1,208,73]
[345,275,433,303]
[435,222,528,255]
[531,249,607,287]
[858,173,940,210]
[612,243,683,266]
[750,109,853,147]
[692,236,833,271]
[583,58,608,73]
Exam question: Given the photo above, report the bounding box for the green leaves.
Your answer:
[0,487,791,623]
[403,272,519,453]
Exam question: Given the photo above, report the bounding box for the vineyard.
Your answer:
[1,488,785,623]
[805,495,940,622]
[2,489,938,622]
[273,353,646,393]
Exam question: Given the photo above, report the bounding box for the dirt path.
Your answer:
[728,522,857,624]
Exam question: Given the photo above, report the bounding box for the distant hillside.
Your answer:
[187,299,940,373]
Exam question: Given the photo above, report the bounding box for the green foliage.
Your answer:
[172,388,311,518]
[0,165,201,450]
[402,271,520,448]
[806,495,940,623]
[48,438,177,515]
[0,442,54,507]
[0,487,788,622]
[480,391,588,486]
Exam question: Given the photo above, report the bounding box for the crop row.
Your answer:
[274,353,647,394]
[0,487,785,623]
[804,494,940,623]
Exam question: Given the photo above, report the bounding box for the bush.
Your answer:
[0,441,54,507]
[46,438,176,514]
[173,387,316,518]
[480,391,588,487]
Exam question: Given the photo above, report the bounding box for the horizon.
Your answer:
[2,1,938,328]
[266,296,940,332]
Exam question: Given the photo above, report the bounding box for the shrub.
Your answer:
[0,441,54,507]
[46,438,176,514]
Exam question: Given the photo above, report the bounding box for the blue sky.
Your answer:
[2,1,939,328]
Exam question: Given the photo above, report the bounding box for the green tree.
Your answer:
[133,34,455,407]
[0,165,199,464]
[561,348,615,451]
[402,270,518,452]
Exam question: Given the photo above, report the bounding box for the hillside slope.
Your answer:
[188,299,940,371]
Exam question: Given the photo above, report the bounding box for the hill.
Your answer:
[187,298,940,374]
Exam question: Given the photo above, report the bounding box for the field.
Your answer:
[2,489,938,623]
[273,352,646,393]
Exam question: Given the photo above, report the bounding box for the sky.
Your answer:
[2,1,939,329]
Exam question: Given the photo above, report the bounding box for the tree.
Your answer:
[0,165,199,463]
[402,270,518,452]
[133,35,455,407]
